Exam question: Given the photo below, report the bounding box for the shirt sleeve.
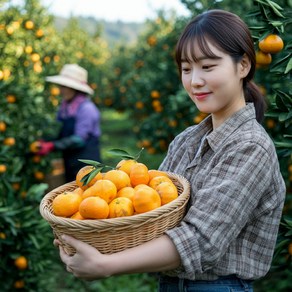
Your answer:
[74,102,100,140]
[165,141,275,278]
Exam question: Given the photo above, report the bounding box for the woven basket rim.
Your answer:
[39,172,190,230]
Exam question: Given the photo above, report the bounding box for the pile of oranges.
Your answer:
[52,159,179,220]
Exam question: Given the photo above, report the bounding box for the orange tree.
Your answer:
[0,0,108,290]
[0,1,61,290]
[246,0,292,290]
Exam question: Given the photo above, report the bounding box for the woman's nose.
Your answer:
[191,71,204,87]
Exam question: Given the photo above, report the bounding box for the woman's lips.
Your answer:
[194,92,210,100]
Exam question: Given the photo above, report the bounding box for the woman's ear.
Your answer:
[239,54,251,78]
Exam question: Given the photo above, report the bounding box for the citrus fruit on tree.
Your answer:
[79,196,109,219]
[29,141,40,153]
[259,34,284,54]
[103,169,131,190]
[3,137,15,146]
[14,280,25,289]
[52,192,82,217]
[0,121,7,132]
[133,185,161,213]
[108,197,134,218]
[0,164,7,173]
[14,256,28,270]
[130,162,150,187]
[255,50,272,65]
[155,181,178,205]
[34,171,45,180]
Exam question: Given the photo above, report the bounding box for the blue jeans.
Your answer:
[158,275,253,292]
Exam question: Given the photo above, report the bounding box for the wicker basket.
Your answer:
[40,172,190,255]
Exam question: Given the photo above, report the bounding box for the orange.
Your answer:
[76,165,102,190]
[12,182,20,190]
[52,192,82,217]
[34,171,44,180]
[134,184,149,191]
[259,34,284,54]
[117,186,135,201]
[3,137,15,146]
[0,121,6,132]
[133,185,161,213]
[32,155,41,163]
[155,181,178,205]
[24,45,33,54]
[82,179,117,203]
[130,162,150,187]
[256,51,272,65]
[31,53,40,62]
[29,141,40,153]
[148,169,168,181]
[14,256,28,270]
[79,196,109,219]
[24,20,34,29]
[73,187,84,196]
[6,95,16,103]
[14,280,25,289]
[0,164,7,173]
[116,159,137,175]
[35,28,44,38]
[108,197,134,218]
[151,90,160,98]
[148,175,173,190]
[103,169,131,190]
[70,211,84,220]
[50,86,60,96]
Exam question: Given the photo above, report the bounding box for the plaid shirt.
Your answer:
[160,103,286,281]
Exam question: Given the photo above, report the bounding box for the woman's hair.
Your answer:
[175,10,266,123]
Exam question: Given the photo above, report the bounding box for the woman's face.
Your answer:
[181,40,250,126]
[59,86,76,101]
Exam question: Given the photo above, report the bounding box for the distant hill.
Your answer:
[54,16,145,46]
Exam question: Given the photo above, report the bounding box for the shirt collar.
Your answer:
[207,103,256,151]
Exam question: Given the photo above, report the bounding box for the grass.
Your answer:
[100,109,165,169]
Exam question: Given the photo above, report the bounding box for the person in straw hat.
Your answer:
[37,64,101,182]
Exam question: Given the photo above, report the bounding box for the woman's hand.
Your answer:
[54,234,180,279]
[54,235,110,280]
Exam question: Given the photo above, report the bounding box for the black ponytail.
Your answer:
[244,81,267,123]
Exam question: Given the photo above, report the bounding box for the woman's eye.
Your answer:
[202,65,215,70]
[182,67,190,73]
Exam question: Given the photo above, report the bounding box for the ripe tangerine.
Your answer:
[259,34,284,54]
[52,192,82,217]
[79,196,109,219]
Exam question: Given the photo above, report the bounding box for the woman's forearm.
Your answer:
[105,235,181,276]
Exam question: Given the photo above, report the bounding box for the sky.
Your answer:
[40,0,190,22]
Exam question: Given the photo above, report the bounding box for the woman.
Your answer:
[54,11,285,291]
[38,64,101,182]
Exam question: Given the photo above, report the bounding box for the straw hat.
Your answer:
[45,64,94,95]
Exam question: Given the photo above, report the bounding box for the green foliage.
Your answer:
[246,0,292,290]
